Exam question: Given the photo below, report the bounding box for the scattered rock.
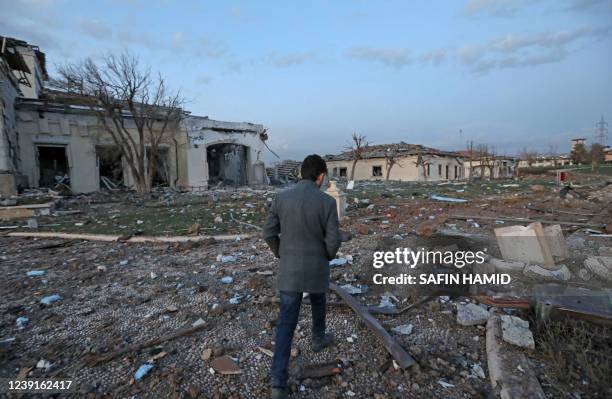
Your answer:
[500,315,535,350]
[391,324,413,335]
[456,303,490,326]
[201,348,212,361]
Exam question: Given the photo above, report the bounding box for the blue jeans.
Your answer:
[271,291,326,388]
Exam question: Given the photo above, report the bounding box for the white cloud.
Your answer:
[347,46,412,68]
[456,25,611,73]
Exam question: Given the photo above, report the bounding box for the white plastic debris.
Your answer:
[192,318,206,328]
[438,380,455,388]
[329,258,348,267]
[26,270,46,277]
[431,195,467,203]
[16,317,29,329]
[40,294,61,305]
[37,359,52,370]
[119,260,129,266]
[221,276,233,284]
[217,255,236,263]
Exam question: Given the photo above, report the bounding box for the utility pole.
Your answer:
[595,116,608,147]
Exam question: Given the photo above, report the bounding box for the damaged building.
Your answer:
[0,36,268,197]
[325,142,464,182]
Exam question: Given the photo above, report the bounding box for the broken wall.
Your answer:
[0,59,21,196]
[182,116,266,190]
[15,104,186,193]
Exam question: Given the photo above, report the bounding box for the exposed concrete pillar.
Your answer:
[325,180,346,219]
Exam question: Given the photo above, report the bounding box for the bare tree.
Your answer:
[384,144,401,181]
[54,52,184,193]
[466,140,474,181]
[519,147,538,167]
[345,133,368,181]
[414,149,430,181]
[590,143,605,171]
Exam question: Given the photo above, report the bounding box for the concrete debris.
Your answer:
[500,315,535,350]
[523,264,571,281]
[488,257,525,273]
[217,255,236,263]
[210,355,241,375]
[339,284,368,295]
[391,324,413,335]
[584,256,612,282]
[456,303,490,326]
[36,359,52,370]
[494,222,556,268]
[192,318,206,328]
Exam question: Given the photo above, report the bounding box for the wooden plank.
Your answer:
[329,283,418,369]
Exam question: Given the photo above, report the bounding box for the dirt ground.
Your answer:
[1,174,611,398]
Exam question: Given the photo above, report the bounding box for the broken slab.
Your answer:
[584,256,612,282]
[210,355,241,375]
[486,315,546,399]
[456,303,490,326]
[523,264,571,281]
[494,222,555,268]
[500,315,535,350]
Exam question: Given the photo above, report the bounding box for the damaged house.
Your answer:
[325,142,464,182]
[0,36,267,196]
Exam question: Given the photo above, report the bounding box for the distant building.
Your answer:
[325,142,464,182]
[517,155,573,168]
[571,138,586,150]
[0,36,267,196]
[456,151,516,179]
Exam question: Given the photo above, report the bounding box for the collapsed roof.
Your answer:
[325,141,461,161]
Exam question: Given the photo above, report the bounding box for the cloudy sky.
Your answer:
[2,0,611,162]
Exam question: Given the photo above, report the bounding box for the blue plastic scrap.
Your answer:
[134,363,154,380]
[40,294,61,305]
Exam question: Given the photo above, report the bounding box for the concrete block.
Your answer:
[457,303,490,326]
[543,224,568,260]
[584,256,612,282]
[523,264,571,281]
[500,315,535,350]
[494,222,555,268]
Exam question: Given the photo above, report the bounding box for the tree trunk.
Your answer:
[350,159,358,180]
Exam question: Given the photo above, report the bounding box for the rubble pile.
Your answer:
[1,177,611,398]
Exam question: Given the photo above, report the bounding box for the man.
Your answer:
[263,154,342,399]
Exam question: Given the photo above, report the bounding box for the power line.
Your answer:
[595,116,608,147]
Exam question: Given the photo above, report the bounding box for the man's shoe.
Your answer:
[312,333,334,352]
[271,387,289,399]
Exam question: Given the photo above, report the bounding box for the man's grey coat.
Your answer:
[263,179,341,293]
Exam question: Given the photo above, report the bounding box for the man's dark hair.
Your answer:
[301,154,328,181]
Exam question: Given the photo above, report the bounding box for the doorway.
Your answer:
[37,145,69,188]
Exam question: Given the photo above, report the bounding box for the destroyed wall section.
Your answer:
[327,154,464,182]
[182,116,266,190]
[15,101,187,193]
[0,58,21,196]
